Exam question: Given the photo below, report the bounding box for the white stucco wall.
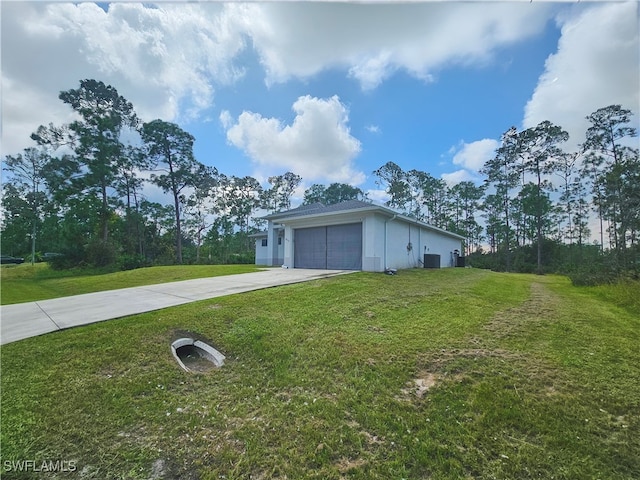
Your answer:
[420,228,463,268]
[255,238,269,265]
[384,219,425,270]
[254,232,284,266]
[362,215,383,272]
[380,215,462,270]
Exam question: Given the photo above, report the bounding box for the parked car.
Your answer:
[0,255,24,264]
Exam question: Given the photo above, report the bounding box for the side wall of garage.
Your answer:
[375,214,463,270]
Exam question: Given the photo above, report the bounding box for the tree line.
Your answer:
[2,79,639,283]
[373,108,639,281]
[1,80,367,269]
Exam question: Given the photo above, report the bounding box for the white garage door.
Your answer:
[294,223,362,270]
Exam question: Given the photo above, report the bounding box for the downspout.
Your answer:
[384,214,398,270]
[418,227,422,268]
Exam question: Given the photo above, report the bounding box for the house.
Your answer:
[252,200,464,272]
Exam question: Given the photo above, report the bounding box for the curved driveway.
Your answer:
[0,268,351,345]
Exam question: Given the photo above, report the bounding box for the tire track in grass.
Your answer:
[402,280,563,399]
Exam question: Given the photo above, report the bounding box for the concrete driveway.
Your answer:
[0,268,351,345]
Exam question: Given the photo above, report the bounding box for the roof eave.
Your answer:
[266,204,465,241]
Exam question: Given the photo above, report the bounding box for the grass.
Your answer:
[1,268,638,479]
[0,263,260,305]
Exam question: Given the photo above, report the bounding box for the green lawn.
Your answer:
[0,263,260,305]
[1,269,638,479]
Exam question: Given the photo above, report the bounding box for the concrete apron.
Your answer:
[0,268,351,345]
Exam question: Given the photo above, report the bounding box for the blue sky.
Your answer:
[199,19,560,177]
[2,1,638,204]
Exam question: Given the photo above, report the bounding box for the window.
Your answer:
[278,237,282,245]
[261,239,268,247]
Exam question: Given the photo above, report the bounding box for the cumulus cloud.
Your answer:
[523,1,639,149]
[441,169,480,187]
[2,2,557,156]
[441,138,498,187]
[243,2,553,89]
[1,2,248,154]
[224,95,364,184]
[366,189,390,205]
[6,0,623,168]
[452,139,499,172]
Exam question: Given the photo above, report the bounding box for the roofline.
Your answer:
[266,203,465,241]
[262,204,379,222]
[249,228,284,238]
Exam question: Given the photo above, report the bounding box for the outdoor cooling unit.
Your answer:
[423,254,440,269]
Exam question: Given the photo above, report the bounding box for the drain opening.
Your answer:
[171,338,225,373]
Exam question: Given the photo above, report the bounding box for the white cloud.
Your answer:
[348,51,397,91]
[523,2,639,149]
[243,2,553,89]
[1,2,248,155]
[441,169,479,187]
[219,110,233,130]
[224,95,364,184]
[366,125,381,134]
[452,139,499,172]
[6,0,625,172]
[1,2,556,157]
[366,189,390,205]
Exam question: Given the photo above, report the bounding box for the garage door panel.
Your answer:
[294,223,362,270]
[294,226,327,269]
[327,224,362,270]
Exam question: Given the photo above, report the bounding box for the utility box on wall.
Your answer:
[423,254,440,269]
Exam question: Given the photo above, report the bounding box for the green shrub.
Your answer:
[227,252,255,264]
[568,268,617,286]
[48,249,86,270]
[86,240,116,268]
[25,252,44,263]
[118,254,147,271]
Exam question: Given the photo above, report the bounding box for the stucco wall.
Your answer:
[420,228,463,268]
[380,215,462,270]
[254,234,284,266]
[255,238,269,265]
[362,215,383,272]
[385,220,421,269]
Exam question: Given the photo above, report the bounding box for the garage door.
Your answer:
[294,223,362,270]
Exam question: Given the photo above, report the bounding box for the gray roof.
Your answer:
[263,200,375,220]
[263,199,465,241]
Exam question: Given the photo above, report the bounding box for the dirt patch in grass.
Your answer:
[402,283,566,400]
[401,349,530,400]
[482,281,561,339]
[401,371,438,398]
[336,456,367,474]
